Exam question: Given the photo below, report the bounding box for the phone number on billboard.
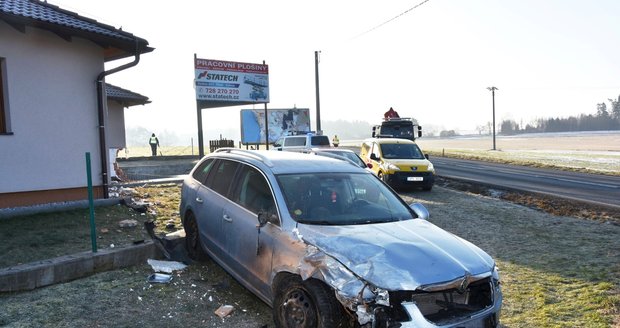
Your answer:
[205,88,240,95]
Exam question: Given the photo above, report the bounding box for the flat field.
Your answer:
[122,132,620,176]
[417,131,620,152]
[416,131,620,175]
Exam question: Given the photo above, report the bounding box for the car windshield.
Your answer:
[380,143,425,159]
[276,173,414,225]
[380,125,414,139]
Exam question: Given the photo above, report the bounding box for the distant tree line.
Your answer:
[499,95,620,135]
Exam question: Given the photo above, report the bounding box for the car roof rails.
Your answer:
[213,148,274,167]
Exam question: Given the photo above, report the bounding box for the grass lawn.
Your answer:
[402,188,620,328]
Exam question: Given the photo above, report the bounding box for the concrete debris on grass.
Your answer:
[147,258,187,274]
[120,198,150,214]
[214,305,234,318]
[147,272,173,284]
[119,219,139,228]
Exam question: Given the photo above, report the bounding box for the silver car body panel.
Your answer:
[298,219,494,292]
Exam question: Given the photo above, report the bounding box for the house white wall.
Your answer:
[0,21,105,193]
[107,101,127,149]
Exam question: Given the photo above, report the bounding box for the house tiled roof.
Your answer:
[105,83,150,107]
[0,0,153,61]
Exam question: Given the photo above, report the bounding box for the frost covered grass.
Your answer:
[0,205,151,268]
[403,187,620,328]
[417,132,620,176]
[0,184,181,268]
[2,185,618,327]
[426,148,620,175]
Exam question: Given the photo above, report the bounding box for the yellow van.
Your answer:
[360,138,435,191]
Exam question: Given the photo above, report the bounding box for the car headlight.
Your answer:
[492,265,501,289]
[384,162,400,171]
[427,162,434,172]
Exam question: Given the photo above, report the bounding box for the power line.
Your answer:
[349,0,432,41]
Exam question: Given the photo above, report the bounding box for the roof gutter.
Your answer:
[96,43,141,198]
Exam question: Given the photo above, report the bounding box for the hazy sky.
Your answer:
[55,0,620,137]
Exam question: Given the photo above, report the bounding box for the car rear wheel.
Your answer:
[273,276,350,328]
[183,213,207,261]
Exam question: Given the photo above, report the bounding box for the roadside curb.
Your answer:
[0,240,163,293]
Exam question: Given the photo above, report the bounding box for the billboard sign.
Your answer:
[195,58,269,104]
[240,108,311,144]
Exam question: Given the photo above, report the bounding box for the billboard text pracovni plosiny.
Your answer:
[195,58,269,103]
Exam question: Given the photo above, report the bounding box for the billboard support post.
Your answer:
[197,100,204,157]
[264,103,269,150]
[263,60,269,150]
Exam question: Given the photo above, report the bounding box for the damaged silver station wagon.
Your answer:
[180,149,502,327]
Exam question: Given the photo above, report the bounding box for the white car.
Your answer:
[273,133,330,152]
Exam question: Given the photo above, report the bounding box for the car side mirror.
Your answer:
[409,203,430,220]
[370,153,379,161]
[424,154,429,160]
[257,212,268,228]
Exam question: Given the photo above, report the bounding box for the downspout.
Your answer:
[96,42,141,198]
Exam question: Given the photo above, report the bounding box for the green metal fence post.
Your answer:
[85,152,98,252]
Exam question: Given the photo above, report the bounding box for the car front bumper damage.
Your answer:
[297,246,502,327]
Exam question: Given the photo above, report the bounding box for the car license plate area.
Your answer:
[407,177,423,181]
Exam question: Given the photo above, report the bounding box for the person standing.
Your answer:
[332,135,340,147]
[149,133,160,156]
[384,107,400,119]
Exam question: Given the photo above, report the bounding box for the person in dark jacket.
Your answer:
[149,133,160,156]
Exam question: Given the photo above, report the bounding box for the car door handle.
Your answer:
[223,214,232,222]
[195,197,203,203]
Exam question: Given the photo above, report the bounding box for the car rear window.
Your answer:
[311,136,330,146]
[284,136,306,147]
[191,158,215,184]
[206,160,240,196]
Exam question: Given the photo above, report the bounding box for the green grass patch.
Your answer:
[0,184,181,268]
[0,204,153,268]
[499,261,618,327]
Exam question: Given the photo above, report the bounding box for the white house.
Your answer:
[0,0,152,208]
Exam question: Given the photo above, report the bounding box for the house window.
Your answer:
[0,58,7,133]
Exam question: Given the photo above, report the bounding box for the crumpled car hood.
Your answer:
[298,219,494,291]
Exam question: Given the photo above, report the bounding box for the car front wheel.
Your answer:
[273,276,350,328]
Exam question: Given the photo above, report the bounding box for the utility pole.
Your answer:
[314,51,321,133]
[487,86,498,150]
